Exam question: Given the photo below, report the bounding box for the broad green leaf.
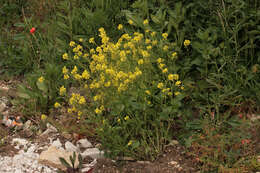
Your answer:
[36,81,47,92]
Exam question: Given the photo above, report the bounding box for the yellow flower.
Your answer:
[157,82,164,89]
[95,108,102,114]
[181,86,184,90]
[89,37,95,44]
[146,45,152,50]
[184,39,191,47]
[105,81,111,87]
[172,52,177,58]
[78,111,82,116]
[119,50,126,58]
[162,33,168,40]
[175,80,181,86]
[152,40,158,45]
[128,19,134,25]
[143,19,149,25]
[117,118,121,123]
[145,39,151,44]
[124,116,130,121]
[62,66,68,74]
[127,140,133,146]
[162,68,168,73]
[83,53,89,58]
[175,91,181,96]
[168,74,174,81]
[173,74,179,80]
[73,47,78,53]
[79,97,86,104]
[117,24,123,30]
[162,88,170,93]
[157,58,163,63]
[138,59,144,65]
[151,32,156,37]
[90,48,95,54]
[38,76,44,83]
[79,38,83,42]
[81,70,90,80]
[67,108,72,113]
[159,63,165,69]
[54,102,61,108]
[93,95,101,101]
[69,41,75,47]
[71,66,78,74]
[77,51,82,56]
[141,50,149,57]
[163,45,169,51]
[62,53,69,60]
[41,114,47,121]
[145,90,151,95]
[74,55,79,60]
[64,74,69,80]
[120,56,126,62]
[59,86,66,95]
[74,74,82,80]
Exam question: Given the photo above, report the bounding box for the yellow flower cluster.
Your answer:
[61,26,186,118]
[184,39,191,47]
[38,76,44,83]
[69,93,86,105]
[59,85,66,95]
[54,102,61,108]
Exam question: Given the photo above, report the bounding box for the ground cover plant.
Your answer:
[1,0,260,172]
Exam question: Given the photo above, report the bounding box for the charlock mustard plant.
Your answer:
[56,20,187,160]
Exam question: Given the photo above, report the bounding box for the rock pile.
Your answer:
[0,122,103,172]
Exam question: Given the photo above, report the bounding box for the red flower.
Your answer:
[241,139,250,145]
[30,27,36,34]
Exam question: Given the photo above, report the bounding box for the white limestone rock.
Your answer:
[65,141,79,152]
[38,146,79,171]
[52,138,62,149]
[81,148,104,159]
[77,138,93,149]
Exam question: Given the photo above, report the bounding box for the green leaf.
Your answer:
[36,81,47,92]
[17,85,31,99]
[184,137,193,148]
[13,33,26,41]
[69,153,75,168]
[59,157,71,168]
[78,154,83,169]
[132,141,140,149]
[13,22,25,28]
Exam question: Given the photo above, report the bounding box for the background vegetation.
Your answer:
[1,0,259,172]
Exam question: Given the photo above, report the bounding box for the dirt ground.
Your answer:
[92,145,198,173]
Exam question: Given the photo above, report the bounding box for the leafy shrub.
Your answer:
[53,20,190,160]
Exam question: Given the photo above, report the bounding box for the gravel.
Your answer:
[0,140,57,173]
